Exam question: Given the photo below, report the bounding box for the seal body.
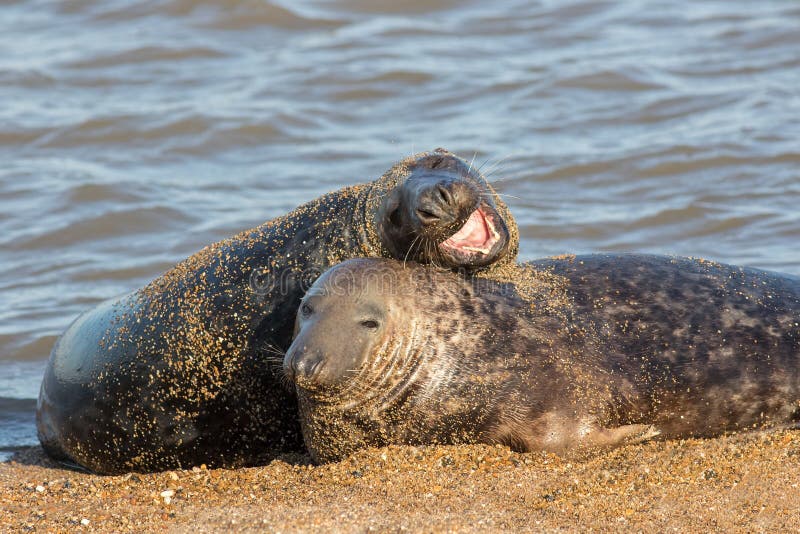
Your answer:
[286,256,800,463]
[37,149,519,473]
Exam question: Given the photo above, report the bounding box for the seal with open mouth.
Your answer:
[286,256,800,464]
[373,152,509,269]
[36,149,519,474]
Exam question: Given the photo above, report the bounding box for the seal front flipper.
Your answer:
[578,423,661,451]
[508,413,661,455]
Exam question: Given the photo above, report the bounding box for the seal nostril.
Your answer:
[286,355,299,378]
[294,354,322,379]
[416,208,440,225]
[437,184,453,206]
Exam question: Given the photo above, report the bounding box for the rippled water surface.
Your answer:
[1,0,799,458]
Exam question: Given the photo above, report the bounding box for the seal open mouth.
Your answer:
[439,206,501,257]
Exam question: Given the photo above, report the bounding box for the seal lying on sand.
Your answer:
[37,149,519,474]
[286,256,800,464]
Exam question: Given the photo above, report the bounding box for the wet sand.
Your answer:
[2,430,798,532]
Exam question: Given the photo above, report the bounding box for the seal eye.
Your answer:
[300,303,313,317]
[360,319,379,330]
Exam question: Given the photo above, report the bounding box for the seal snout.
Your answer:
[283,347,322,385]
[414,179,475,229]
[375,149,514,270]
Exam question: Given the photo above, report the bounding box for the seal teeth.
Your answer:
[461,246,492,254]
[486,214,501,242]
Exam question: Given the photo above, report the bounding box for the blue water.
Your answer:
[0,361,44,460]
[2,0,799,458]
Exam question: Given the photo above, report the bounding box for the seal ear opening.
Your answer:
[381,192,402,228]
[388,206,402,227]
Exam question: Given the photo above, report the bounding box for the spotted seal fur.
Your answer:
[286,255,800,463]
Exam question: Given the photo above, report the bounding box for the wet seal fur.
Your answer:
[36,149,519,474]
[286,256,800,464]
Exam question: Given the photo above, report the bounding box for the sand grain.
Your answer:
[3,430,799,532]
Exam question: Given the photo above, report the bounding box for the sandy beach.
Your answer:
[2,429,799,533]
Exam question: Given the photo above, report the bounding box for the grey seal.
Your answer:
[36,149,519,473]
[285,255,800,463]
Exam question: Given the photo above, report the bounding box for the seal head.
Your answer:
[284,265,388,394]
[372,149,511,270]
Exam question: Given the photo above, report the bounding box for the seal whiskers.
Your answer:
[370,322,429,414]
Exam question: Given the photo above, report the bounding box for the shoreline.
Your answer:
[2,430,799,532]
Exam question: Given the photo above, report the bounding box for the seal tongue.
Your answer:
[441,208,496,254]
[449,210,488,245]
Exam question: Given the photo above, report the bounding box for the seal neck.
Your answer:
[356,180,394,258]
